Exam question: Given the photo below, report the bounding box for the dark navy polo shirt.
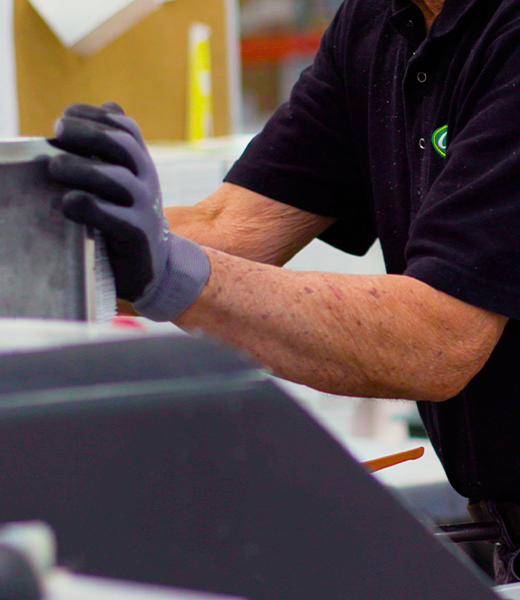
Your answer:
[226,0,520,501]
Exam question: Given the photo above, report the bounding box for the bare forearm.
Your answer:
[164,183,334,265]
[175,248,507,402]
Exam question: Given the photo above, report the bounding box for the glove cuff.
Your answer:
[133,235,210,322]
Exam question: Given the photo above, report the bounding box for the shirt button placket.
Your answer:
[416,71,428,151]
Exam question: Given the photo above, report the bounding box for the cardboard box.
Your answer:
[28,0,174,55]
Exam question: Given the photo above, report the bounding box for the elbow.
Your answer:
[424,378,470,403]
[414,350,493,403]
[314,352,488,402]
[378,374,470,404]
[365,349,493,403]
[399,313,507,403]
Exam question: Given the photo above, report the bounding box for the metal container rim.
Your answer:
[0,137,63,164]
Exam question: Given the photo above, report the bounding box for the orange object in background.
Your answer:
[362,447,425,473]
[241,29,324,65]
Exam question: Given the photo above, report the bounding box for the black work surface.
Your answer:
[0,334,499,599]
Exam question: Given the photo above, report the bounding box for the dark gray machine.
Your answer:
[0,325,501,599]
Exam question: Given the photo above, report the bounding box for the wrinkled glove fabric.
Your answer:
[48,102,210,322]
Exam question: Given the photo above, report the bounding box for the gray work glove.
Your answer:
[48,102,210,321]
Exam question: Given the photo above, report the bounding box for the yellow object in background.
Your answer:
[186,22,214,142]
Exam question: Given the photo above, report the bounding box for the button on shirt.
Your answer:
[226,0,520,501]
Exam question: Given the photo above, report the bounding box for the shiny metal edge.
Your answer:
[84,229,97,323]
[0,137,63,163]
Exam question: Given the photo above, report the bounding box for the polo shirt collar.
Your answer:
[429,0,481,38]
[389,2,427,46]
[389,0,482,43]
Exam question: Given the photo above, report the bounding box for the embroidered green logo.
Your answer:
[432,125,448,157]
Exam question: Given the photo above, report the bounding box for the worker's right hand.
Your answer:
[48,102,211,321]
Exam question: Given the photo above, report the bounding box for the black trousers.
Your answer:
[468,499,520,584]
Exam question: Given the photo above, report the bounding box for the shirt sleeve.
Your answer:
[225,3,377,256]
[404,22,520,320]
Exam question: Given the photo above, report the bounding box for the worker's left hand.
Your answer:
[47,102,210,321]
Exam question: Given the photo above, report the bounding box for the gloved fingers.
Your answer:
[103,127,153,177]
[100,101,125,115]
[103,112,147,148]
[49,153,138,207]
[62,189,154,302]
[62,190,136,241]
[61,102,146,148]
[63,102,122,121]
[50,116,144,175]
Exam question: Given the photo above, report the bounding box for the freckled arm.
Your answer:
[156,183,506,402]
[174,247,507,402]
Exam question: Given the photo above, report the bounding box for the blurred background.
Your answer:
[2,0,489,575]
[240,0,344,131]
[5,0,344,139]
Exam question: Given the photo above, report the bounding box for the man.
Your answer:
[48,0,520,583]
